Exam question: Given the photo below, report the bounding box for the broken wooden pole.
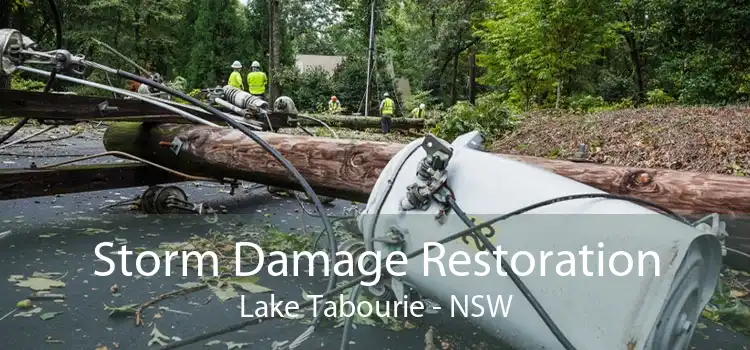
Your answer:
[0,163,183,200]
[299,114,434,131]
[103,122,750,216]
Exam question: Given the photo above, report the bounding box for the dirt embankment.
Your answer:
[491,106,750,175]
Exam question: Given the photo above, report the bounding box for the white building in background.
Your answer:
[295,55,345,76]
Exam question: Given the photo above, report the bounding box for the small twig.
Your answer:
[28,293,66,300]
[55,270,68,281]
[0,308,18,322]
[135,284,207,326]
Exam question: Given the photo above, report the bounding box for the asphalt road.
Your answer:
[0,125,748,350]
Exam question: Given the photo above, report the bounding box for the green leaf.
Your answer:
[176,282,205,289]
[15,277,65,291]
[14,307,42,318]
[148,326,171,347]
[40,311,63,320]
[229,276,272,294]
[210,283,239,302]
[104,303,138,316]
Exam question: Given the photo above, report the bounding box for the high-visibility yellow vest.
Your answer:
[246,71,268,95]
[381,98,394,115]
[228,71,243,90]
[411,107,424,118]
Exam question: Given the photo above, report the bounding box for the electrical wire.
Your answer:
[16,66,220,127]
[111,70,339,332]
[161,192,687,350]
[33,151,220,182]
[297,114,339,138]
[447,194,576,349]
[728,247,750,260]
[0,125,57,150]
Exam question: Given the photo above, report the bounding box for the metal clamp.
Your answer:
[98,101,119,115]
[692,213,729,256]
[399,134,454,212]
[170,137,183,155]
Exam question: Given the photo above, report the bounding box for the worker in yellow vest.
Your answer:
[410,103,426,118]
[328,96,341,113]
[227,61,244,90]
[379,92,394,133]
[246,61,268,100]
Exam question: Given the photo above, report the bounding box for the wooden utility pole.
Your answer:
[268,0,281,101]
[104,122,750,216]
[0,0,11,90]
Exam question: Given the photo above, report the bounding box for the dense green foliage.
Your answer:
[4,0,750,135]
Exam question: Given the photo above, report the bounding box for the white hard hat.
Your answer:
[383,92,389,97]
[251,61,260,68]
[231,61,242,69]
[420,103,425,109]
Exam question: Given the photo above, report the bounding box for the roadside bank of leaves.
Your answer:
[491,106,750,175]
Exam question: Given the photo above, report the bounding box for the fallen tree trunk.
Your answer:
[299,114,434,131]
[103,122,750,216]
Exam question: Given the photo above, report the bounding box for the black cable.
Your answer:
[117,71,339,330]
[448,195,575,349]
[164,192,686,350]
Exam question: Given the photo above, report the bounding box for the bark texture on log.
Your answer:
[103,123,402,201]
[103,122,750,216]
[300,115,434,131]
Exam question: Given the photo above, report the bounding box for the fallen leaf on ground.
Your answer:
[229,276,272,294]
[39,234,58,238]
[94,345,109,350]
[225,341,249,349]
[730,289,748,298]
[45,336,63,344]
[148,326,171,347]
[210,283,239,302]
[15,277,66,291]
[40,311,63,320]
[7,274,24,282]
[176,282,204,289]
[79,228,112,236]
[205,340,221,346]
[16,299,33,308]
[32,271,64,279]
[14,307,42,318]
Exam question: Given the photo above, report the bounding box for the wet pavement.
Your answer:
[0,125,748,350]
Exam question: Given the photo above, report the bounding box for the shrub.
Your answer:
[646,88,676,106]
[430,93,517,142]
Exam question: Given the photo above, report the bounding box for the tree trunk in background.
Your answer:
[269,0,281,101]
[0,0,10,89]
[450,53,459,105]
[468,50,476,104]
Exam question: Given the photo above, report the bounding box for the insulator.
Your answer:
[222,85,268,110]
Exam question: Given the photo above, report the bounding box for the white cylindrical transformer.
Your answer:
[358,131,722,350]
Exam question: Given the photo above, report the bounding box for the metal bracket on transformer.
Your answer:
[692,213,729,256]
[399,134,454,212]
